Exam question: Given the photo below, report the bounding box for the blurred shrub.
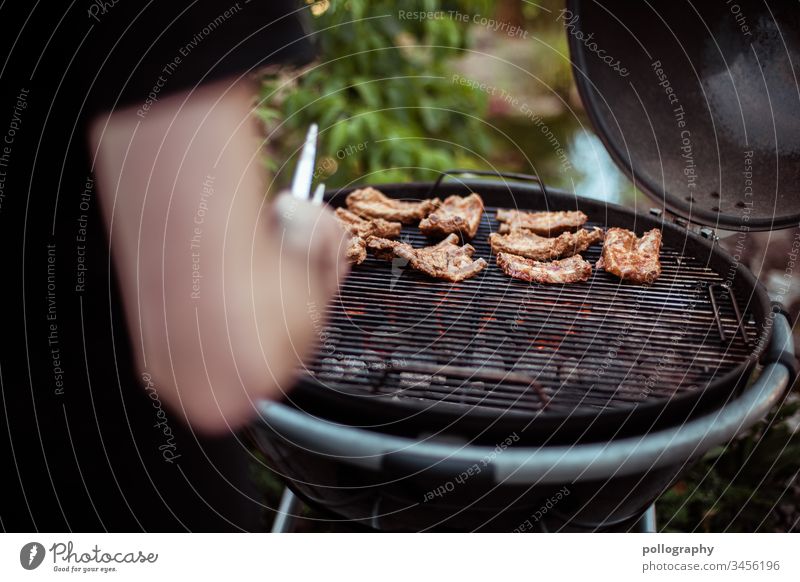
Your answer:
[657,394,800,532]
[258,0,495,188]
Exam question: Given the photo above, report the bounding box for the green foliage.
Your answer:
[259,0,495,188]
[657,394,800,532]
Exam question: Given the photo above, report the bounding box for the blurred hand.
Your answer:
[270,193,350,302]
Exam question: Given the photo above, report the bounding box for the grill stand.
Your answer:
[269,485,658,533]
[636,505,657,534]
[272,488,303,533]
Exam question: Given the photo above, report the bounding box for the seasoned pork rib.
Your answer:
[495,209,588,235]
[346,187,440,224]
[496,253,592,284]
[335,208,402,265]
[490,227,603,260]
[335,208,402,239]
[596,228,662,284]
[367,233,487,282]
[344,234,368,265]
[419,193,484,239]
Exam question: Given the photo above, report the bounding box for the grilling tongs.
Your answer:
[272,123,327,249]
[291,123,325,206]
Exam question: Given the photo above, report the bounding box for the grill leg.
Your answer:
[272,488,303,533]
[635,504,657,533]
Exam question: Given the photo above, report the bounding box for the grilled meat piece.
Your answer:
[495,209,588,235]
[335,208,402,239]
[334,208,402,265]
[345,234,367,265]
[365,236,401,262]
[346,187,440,224]
[418,193,484,239]
[367,233,487,282]
[490,227,604,260]
[596,228,662,284]
[496,252,592,284]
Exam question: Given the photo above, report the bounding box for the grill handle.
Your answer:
[427,169,549,198]
[257,313,794,485]
[765,303,799,386]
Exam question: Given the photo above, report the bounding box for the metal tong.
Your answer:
[290,123,325,206]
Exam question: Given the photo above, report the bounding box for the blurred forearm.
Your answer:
[89,79,346,433]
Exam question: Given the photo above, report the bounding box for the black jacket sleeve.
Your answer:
[86,0,315,114]
[0,1,315,118]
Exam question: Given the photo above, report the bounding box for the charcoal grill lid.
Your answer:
[566,0,800,231]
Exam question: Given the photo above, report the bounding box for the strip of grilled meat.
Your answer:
[335,208,402,239]
[346,187,440,224]
[344,235,367,265]
[419,193,484,240]
[495,209,588,235]
[596,228,662,284]
[334,208,402,265]
[496,252,592,284]
[490,227,604,260]
[367,233,487,282]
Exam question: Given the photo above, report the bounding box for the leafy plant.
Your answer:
[657,392,800,532]
[258,0,495,188]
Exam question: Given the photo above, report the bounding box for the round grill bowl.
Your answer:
[284,180,772,445]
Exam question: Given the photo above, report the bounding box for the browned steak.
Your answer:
[597,228,662,284]
[490,227,603,260]
[496,253,592,284]
[334,207,402,265]
[419,193,484,239]
[367,234,487,282]
[495,209,588,235]
[346,187,439,224]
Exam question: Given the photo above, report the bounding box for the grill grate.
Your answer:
[303,207,758,417]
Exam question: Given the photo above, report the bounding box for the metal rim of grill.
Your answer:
[287,180,771,444]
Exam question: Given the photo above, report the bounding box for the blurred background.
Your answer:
[251,0,799,532]
[258,0,638,205]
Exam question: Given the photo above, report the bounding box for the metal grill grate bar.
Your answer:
[304,206,759,417]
